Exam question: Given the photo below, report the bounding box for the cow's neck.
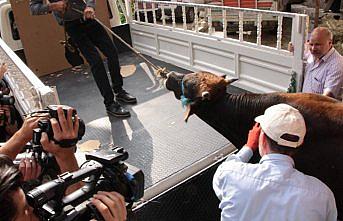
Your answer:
[194,93,282,148]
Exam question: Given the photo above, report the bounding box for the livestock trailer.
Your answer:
[0,0,310,220]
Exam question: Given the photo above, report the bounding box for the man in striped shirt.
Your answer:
[302,27,343,100]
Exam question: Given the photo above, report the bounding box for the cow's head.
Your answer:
[165,71,237,121]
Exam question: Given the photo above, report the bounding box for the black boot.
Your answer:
[106,102,130,118]
[116,90,137,104]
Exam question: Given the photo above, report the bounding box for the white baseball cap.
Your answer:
[255,103,306,148]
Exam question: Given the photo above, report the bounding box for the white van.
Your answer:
[0,0,22,51]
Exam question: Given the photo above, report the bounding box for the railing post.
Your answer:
[152,3,157,24]
[143,2,148,22]
[291,15,307,92]
[276,15,283,50]
[223,9,227,38]
[182,6,187,30]
[238,11,243,43]
[208,8,212,35]
[162,5,166,26]
[256,13,262,46]
[172,6,176,29]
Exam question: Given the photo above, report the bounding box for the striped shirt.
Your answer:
[302,47,343,99]
[30,0,95,25]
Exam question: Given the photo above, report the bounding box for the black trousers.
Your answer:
[65,19,122,107]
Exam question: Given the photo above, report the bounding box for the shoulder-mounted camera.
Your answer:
[26,146,144,221]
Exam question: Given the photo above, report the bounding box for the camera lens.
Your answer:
[0,94,15,105]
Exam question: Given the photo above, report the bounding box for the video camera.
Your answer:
[0,90,14,105]
[14,144,61,184]
[26,146,144,221]
[17,105,86,181]
[32,105,86,148]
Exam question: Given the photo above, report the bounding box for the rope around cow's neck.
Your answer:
[181,79,191,108]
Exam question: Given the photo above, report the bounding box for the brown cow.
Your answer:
[165,71,343,218]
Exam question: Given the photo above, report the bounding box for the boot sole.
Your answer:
[107,110,131,118]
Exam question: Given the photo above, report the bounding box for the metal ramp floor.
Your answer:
[41,51,242,201]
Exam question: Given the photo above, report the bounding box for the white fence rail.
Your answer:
[0,38,58,116]
[126,0,308,92]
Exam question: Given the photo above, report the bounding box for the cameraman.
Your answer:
[0,104,23,142]
[0,106,127,221]
[0,114,42,160]
[0,154,127,221]
[0,63,21,142]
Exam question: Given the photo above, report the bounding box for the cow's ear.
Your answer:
[184,105,194,122]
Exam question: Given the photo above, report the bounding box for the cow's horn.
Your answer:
[224,77,239,84]
[166,71,173,78]
[202,91,210,100]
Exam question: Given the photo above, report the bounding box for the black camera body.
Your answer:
[32,105,85,148]
[15,143,61,184]
[26,147,144,221]
[0,90,14,105]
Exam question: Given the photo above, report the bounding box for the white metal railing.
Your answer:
[131,0,308,52]
[127,0,308,93]
[0,38,58,116]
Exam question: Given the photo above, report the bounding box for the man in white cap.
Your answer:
[213,103,337,221]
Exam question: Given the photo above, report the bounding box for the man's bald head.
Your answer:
[311,27,333,41]
[309,27,333,59]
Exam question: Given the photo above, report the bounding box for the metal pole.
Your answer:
[314,0,320,28]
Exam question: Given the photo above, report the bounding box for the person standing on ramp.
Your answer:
[30,0,137,117]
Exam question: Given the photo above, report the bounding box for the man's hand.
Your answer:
[0,114,43,160]
[17,115,43,144]
[246,123,261,152]
[84,7,95,20]
[0,63,7,80]
[40,107,79,158]
[288,42,294,53]
[92,191,127,221]
[19,157,41,181]
[48,1,66,12]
